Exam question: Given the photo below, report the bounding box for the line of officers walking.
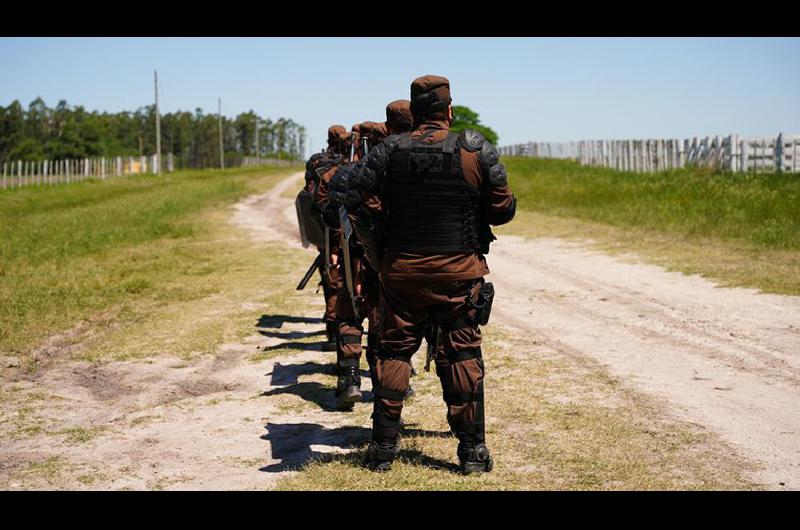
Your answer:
[295,75,516,473]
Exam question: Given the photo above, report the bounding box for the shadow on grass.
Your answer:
[260,422,460,474]
[264,360,375,409]
[257,314,323,328]
[259,340,328,353]
[269,360,336,386]
[261,382,341,411]
[260,422,369,472]
[258,329,326,340]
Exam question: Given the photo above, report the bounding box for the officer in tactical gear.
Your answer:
[325,101,415,410]
[314,122,365,408]
[307,125,351,350]
[349,76,516,473]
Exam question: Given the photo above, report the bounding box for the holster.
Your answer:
[468,281,495,327]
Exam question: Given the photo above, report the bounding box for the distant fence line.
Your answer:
[1,153,297,190]
[500,133,800,173]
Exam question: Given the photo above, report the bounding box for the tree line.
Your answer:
[0,98,306,168]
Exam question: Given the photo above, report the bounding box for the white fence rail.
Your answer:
[500,133,800,173]
[1,154,297,190]
[239,156,295,168]
[1,153,173,190]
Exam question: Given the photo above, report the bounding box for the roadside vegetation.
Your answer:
[500,158,800,295]
[0,165,300,367]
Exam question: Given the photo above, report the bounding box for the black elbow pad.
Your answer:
[487,163,507,187]
[355,165,377,190]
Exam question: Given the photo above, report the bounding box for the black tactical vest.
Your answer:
[385,131,482,255]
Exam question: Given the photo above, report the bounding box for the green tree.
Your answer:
[450,105,499,145]
[0,98,306,166]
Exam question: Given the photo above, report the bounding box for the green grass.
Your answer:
[0,165,300,359]
[501,158,800,294]
[506,158,800,250]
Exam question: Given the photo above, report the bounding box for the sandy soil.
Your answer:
[489,237,800,489]
[3,171,797,489]
[2,173,368,490]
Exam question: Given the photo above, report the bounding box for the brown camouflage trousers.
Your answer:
[319,253,341,324]
[372,276,486,444]
[335,255,380,366]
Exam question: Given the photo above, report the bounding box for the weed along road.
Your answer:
[249,172,799,490]
[1,169,798,490]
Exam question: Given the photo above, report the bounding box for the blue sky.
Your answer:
[1,37,798,154]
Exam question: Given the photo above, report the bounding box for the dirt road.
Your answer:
[1,173,370,490]
[250,172,800,489]
[490,238,800,489]
[2,171,797,489]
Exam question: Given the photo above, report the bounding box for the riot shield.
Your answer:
[338,205,360,321]
[351,216,382,272]
[295,190,326,249]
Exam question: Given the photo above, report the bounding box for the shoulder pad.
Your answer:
[306,152,324,171]
[459,129,485,152]
[384,133,403,148]
[366,142,389,171]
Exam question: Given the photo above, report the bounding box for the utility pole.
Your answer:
[218,97,224,170]
[255,115,260,165]
[154,70,161,174]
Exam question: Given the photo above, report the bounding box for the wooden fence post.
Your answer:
[741,140,749,172]
[642,141,648,172]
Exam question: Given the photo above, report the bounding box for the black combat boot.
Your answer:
[450,382,493,474]
[366,440,399,472]
[366,412,401,471]
[323,321,338,351]
[457,441,494,474]
[335,358,362,410]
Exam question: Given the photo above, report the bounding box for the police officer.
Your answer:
[326,101,415,410]
[350,76,516,473]
[307,125,350,350]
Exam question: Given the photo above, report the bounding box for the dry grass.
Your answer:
[496,210,800,295]
[275,325,757,490]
